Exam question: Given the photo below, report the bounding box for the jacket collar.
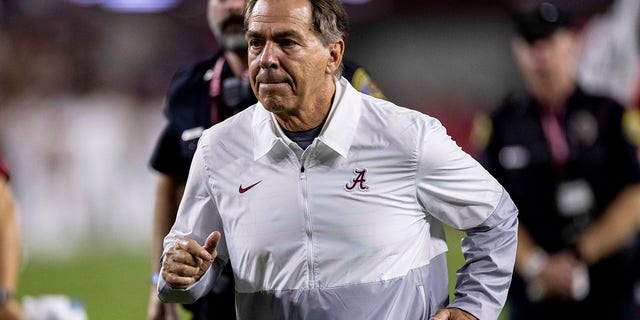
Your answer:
[252,77,362,160]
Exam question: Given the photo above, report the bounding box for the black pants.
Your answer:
[509,290,638,320]
[183,263,236,320]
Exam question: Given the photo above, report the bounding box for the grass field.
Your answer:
[16,227,507,319]
[16,246,153,319]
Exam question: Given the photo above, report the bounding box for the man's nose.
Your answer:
[259,42,279,69]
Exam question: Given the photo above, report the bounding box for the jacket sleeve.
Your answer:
[415,117,518,320]
[157,131,229,304]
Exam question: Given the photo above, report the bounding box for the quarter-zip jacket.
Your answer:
[159,78,518,320]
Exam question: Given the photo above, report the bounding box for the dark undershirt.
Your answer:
[282,125,323,150]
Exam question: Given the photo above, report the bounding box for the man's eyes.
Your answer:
[247,38,300,49]
[248,39,262,47]
[279,39,297,47]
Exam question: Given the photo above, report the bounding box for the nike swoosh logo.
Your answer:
[239,180,262,193]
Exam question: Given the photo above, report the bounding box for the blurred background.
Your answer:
[0,0,635,318]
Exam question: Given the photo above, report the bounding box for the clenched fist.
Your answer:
[161,231,221,289]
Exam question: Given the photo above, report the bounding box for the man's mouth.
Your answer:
[257,73,289,85]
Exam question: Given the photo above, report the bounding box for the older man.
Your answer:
[147,0,383,319]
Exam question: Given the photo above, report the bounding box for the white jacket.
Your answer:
[159,78,518,320]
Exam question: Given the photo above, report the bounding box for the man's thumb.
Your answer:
[203,231,221,256]
[429,309,450,320]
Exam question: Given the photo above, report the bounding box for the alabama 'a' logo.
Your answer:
[345,168,369,192]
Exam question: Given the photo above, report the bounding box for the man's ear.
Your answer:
[327,39,345,75]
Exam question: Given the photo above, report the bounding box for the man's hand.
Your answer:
[430,307,477,320]
[537,251,580,300]
[161,231,221,289]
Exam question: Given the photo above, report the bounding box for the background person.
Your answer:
[577,0,640,107]
[0,155,26,320]
[147,0,385,319]
[474,3,640,319]
[157,0,518,319]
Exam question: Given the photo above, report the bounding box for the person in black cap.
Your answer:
[472,2,640,319]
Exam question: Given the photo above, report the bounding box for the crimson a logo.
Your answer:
[345,168,369,192]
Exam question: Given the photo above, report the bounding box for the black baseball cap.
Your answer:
[513,2,573,43]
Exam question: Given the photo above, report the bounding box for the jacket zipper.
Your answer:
[300,164,316,287]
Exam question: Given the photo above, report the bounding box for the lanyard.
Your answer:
[208,56,226,125]
[541,110,569,165]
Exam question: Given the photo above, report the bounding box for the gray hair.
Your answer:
[244,0,350,78]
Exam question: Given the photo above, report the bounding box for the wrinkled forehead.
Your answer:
[246,1,315,39]
[247,0,313,28]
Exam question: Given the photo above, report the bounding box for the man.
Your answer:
[158,0,518,319]
[475,3,640,319]
[0,155,25,320]
[147,0,385,318]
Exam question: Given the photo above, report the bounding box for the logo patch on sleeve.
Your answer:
[351,68,386,100]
